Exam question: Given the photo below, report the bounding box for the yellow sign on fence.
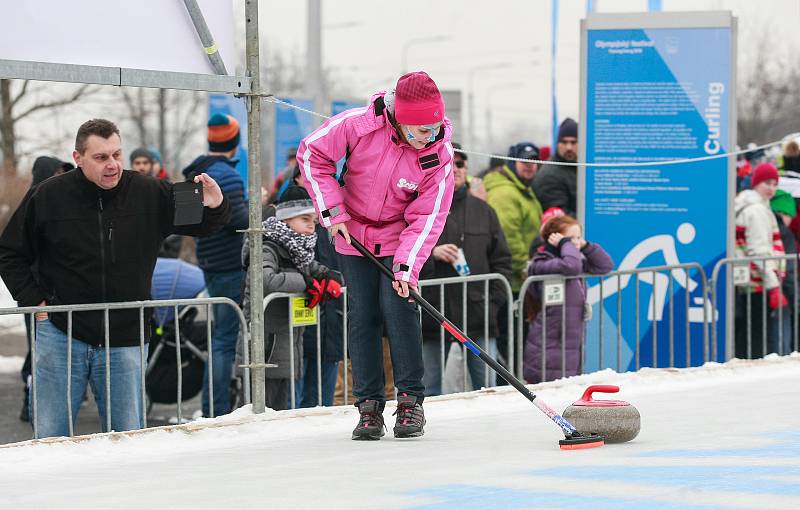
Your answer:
[291,297,318,326]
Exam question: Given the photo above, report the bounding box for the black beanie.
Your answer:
[558,118,578,141]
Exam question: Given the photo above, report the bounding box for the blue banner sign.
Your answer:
[582,19,733,370]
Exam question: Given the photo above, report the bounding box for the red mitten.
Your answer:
[324,279,342,300]
[306,279,325,309]
[768,287,788,309]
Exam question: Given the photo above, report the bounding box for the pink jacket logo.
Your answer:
[396,178,419,191]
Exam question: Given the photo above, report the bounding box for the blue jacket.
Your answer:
[182,155,248,272]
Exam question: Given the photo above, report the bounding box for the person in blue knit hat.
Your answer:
[182,113,249,417]
[147,147,170,182]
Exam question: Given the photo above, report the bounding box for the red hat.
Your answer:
[540,207,566,234]
[751,162,779,189]
[394,72,445,126]
[539,146,551,162]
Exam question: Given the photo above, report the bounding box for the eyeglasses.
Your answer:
[454,160,465,168]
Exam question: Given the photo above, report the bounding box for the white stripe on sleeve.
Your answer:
[401,141,454,281]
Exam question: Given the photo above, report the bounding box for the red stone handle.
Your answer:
[579,385,619,402]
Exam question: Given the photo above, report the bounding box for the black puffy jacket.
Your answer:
[419,186,513,339]
[532,155,578,216]
[0,168,230,346]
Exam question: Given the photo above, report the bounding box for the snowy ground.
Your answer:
[0,276,24,336]
[0,355,23,375]
[0,355,797,509]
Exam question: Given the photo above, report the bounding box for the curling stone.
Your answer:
[562,385,640,444]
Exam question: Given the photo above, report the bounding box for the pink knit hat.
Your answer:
[394,72,445,126]
[752,162,779,188]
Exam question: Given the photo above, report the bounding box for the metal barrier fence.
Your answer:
[417,273,515,394]
[259,276,512,408]
[5,257,798,442]
[710,254,799,361]
[249,288,348,410]
[516,263,710,383]
[0,297,247,439]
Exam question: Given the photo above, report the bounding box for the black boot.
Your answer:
[352,400,385,441]
[393,393,425,438]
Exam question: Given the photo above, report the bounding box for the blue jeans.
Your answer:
[202,270,245,417]
[31,319,147,438]
[296,358,339,408]
[422,337,497,396]
[339,254,425,404]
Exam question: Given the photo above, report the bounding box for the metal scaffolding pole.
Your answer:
[245,0,265,414]
[183,0,229,75]
[305,0,324,127]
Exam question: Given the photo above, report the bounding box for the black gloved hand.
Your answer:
[326,269,344,285]
[312,266,344,286]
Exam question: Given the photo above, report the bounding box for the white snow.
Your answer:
[0,355,798,509]
[0,355,24,374]
[0,275,25,335]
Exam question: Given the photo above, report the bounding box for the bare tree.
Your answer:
[737,38,800,145]
[117,86,206,177]
[0,79,94,177]
[120,87,152,148]
[167,89,205,174]
[258,45,354,182]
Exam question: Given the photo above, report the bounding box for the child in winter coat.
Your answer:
[523,215,613,383]
[241,186,343,410]
[734,163,788,359]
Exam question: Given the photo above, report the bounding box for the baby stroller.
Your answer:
[146,257,208,413]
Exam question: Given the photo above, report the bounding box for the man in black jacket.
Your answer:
[533,118,579,216]
[420,148,513,395]
[0,119,230,438]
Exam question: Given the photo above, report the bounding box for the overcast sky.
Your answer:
[5,0,800,174]
[248,0,800,160]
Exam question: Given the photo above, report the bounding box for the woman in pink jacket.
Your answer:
[299,72,454,440]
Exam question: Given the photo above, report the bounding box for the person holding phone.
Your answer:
[0,119,230,438]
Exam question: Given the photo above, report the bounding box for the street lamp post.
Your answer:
[305,0,324,127]
[401,35,451,73]
[467,62,512,152]
[306,2,362,127]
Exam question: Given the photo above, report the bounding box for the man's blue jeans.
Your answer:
[422,337,497,396]
[338,254,425,404]
[202,270,244,417]
[31,318,147,438]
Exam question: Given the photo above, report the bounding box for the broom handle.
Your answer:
[343,234,578,436]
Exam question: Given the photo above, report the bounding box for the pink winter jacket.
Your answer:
[298,93,454,286]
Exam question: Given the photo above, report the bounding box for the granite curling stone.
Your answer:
[562,385,640,443]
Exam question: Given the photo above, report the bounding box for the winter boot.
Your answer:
[393,393,425,438]
[351,399,385,440]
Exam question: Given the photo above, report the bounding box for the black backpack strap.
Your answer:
[337,145,351,187]
[373,96,386,117]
